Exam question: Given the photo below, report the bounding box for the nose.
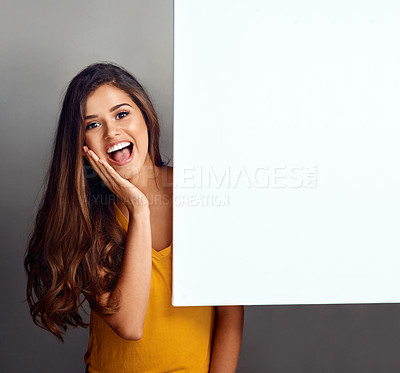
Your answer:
[104,121,122,140]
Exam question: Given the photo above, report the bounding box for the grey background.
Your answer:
[1,1,400,372]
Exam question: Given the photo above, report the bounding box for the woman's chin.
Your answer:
[114,164,140,181]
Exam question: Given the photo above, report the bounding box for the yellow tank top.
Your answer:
[84,202,216,373]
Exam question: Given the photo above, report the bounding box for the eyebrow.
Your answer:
[84,103,133,120]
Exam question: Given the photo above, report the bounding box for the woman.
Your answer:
[25,62,244,372]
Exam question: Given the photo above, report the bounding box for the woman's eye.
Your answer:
[116,111,129,119]
[86,121,100,130]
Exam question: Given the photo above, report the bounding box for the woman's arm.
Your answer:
[83,147,152,341]
[99,204,152,340]
[209,305,244,373]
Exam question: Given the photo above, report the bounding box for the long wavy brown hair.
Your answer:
[24,62,168,341]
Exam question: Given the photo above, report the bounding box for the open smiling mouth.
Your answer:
[106,142,134,165]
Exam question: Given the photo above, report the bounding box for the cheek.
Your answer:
[83,137,90,147]
[83,135,97,149]
[131,122,149,145]
[142,129,150,150]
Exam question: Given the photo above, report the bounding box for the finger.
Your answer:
[83,147,114,188]
[85,148,133,198]
[83,148,107,179]
[82,147,140,203]
[97,157,125,180]
[95,158,143,205]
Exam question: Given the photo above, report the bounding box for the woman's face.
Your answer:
[83,84,150,180]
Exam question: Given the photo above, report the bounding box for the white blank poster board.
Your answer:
[172,0,400,306]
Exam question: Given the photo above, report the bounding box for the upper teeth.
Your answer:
[106,142,131,153]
